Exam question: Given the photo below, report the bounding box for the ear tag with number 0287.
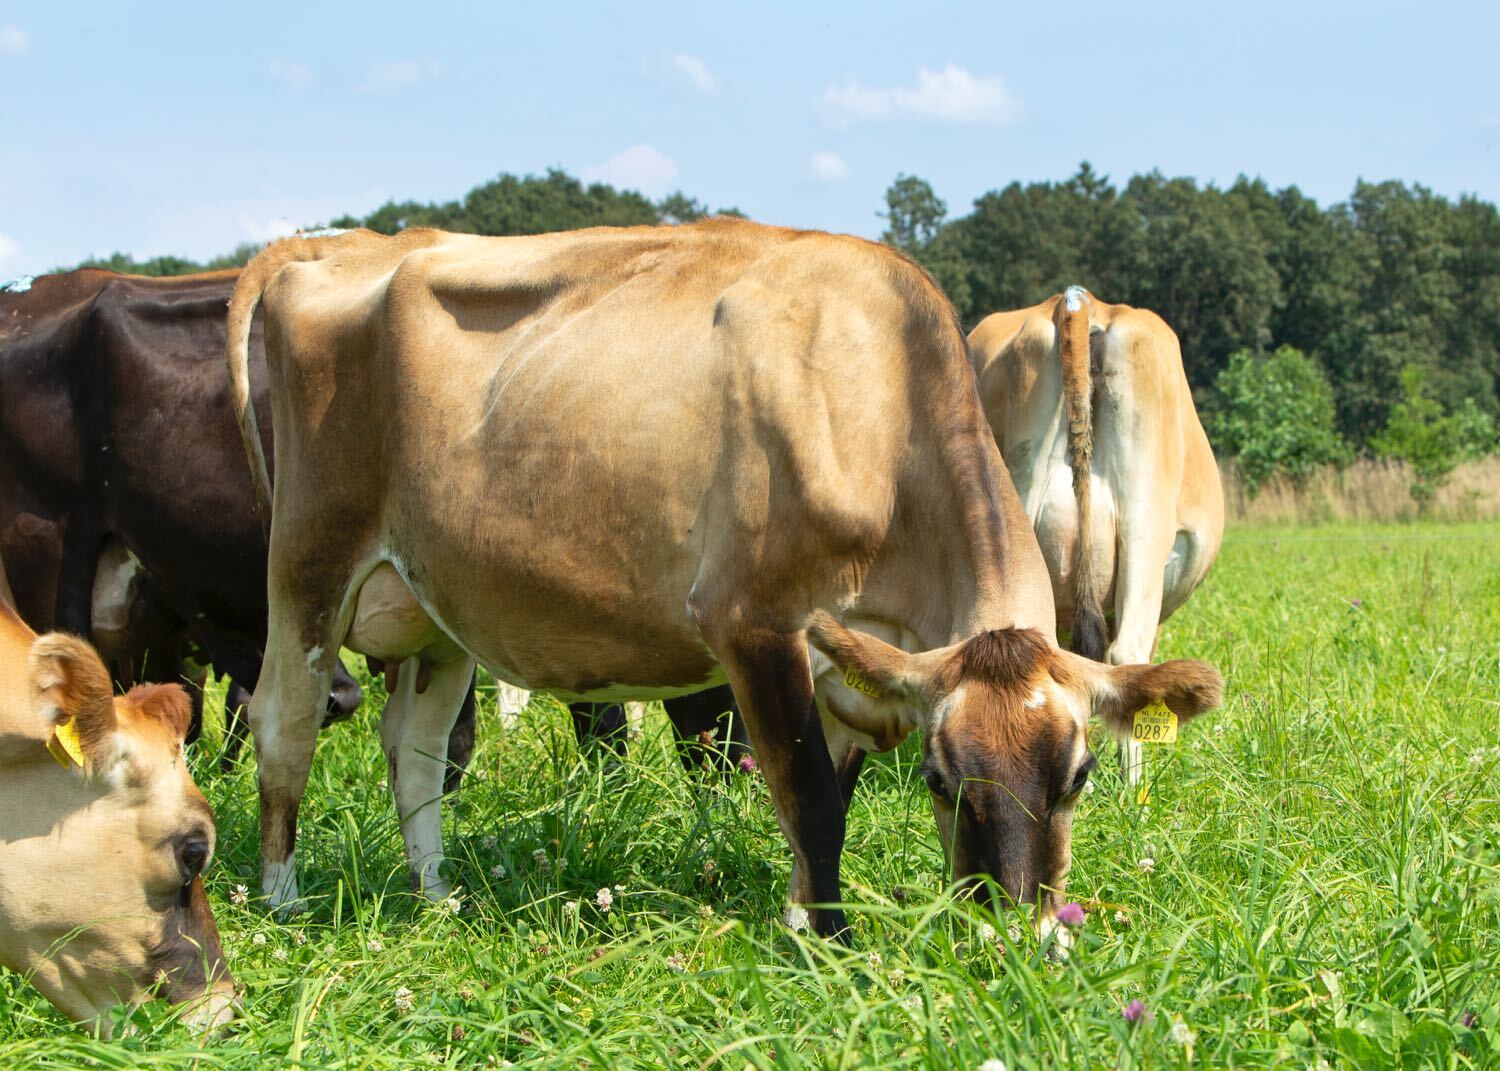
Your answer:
[1131,699,1178,744]
[48,719,87,769]
[843,667,883,699]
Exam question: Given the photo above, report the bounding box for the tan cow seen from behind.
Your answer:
[228,222,1223,940]
[0,596,234,1035]
[968,287,1225,784]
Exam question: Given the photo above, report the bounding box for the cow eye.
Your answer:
[922,766,951,801]
[1070,753,1097,795]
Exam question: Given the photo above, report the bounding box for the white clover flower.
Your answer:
[293,931,308,946]
[230,884,249,906]
[1083,779,1095,794]
[866,951,883,969]
[481,834,498,850]
[272,947,288,963]
[556,857,569,872]
[979,922,997,945]
[393,986,415,1013]
[888,967,907,987]
[1138,857,1156,873]
[613,883,625,893]
[367,937,384,953]
[978,1060,1009,1071]
[564,900,580,916]
[490,864,507,880]
[251,932,267,947]
[1113,910,1131,928]
[441,895,462,914]
[666,952,687,973]
[1169,1019,1197,1046]
[902,993,923,1016]
[595,887,614,912]
[1006,923,1023,944]
[698,903,714,918]
[533,849,550,870]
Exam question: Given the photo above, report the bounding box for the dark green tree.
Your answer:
[1208,346,1349,493]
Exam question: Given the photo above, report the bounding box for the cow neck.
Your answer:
[909,388,1058,653]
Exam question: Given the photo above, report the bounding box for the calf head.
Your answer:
[0,633,234,1035]
[807,612,1222,928]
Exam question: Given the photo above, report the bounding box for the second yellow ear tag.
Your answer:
[1131,700,1178,744]
[48,719,87,769]
[843,667,883,699]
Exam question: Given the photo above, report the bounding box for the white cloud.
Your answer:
[359,59,443,92]
[239,217,303,243]
[583,144,679,197]
[0,24,28,55]
[0,233,21,272]
[267,58,314,91]
[640,51,720,96]
[810,151,851,184]
[822,64,1022,126]
[141,189,388,262]
[0,25,28,57]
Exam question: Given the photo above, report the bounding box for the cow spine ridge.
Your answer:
[1057,285,1107,661]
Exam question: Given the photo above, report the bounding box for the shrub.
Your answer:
[1209,346,1350,493]
[1372,365,1497,502]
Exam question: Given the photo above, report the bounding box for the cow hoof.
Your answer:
[263,859,304,918]
[1039,915,1074,961]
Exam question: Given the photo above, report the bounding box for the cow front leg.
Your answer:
[717,625,848,939]
[249,627,335,913]
[380,656,475,899]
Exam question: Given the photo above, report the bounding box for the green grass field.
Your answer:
[3,523,1497,1069]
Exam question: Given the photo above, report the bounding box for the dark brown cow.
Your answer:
[0,269,362,758]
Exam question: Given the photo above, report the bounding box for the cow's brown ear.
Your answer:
[125,683,194,742]
[806,611,929,700]
[1083,658,1225,737]
[30,633,117,768]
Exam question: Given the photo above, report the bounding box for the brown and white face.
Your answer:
[0,634,234,1035]
[806,612,1222,928]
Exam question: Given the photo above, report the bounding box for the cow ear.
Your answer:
[124,683,194,743]
[1075,657,1225,738]
[805,611,934,701]
[30,633,118,769]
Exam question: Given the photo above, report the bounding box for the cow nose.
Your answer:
[177,835,211,878]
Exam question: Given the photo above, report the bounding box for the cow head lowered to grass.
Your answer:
[807,611,1222,932]
[0,605,234,1036]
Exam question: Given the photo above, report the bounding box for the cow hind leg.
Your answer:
[1107,545,1170,789]
[379,655,475,898]
[442,672,478,796]
[249,620,339,913]
[715,625,848,939]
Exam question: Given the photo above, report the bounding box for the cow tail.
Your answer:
[226,229,361,537]
[1057,285,1107,661]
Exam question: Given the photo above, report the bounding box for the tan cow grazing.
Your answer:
[228,222,1223,938]
[0,597,234,1034]
[967,287,1225,784]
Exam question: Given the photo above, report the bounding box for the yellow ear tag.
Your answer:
[1131,699,1178,745]
[843,667,884,699]
[48,719,87,769]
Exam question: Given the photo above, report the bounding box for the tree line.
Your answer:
[68,163,1497,496]
[883,166,1498,494]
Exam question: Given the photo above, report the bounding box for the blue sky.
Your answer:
[2,0,1496,275]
